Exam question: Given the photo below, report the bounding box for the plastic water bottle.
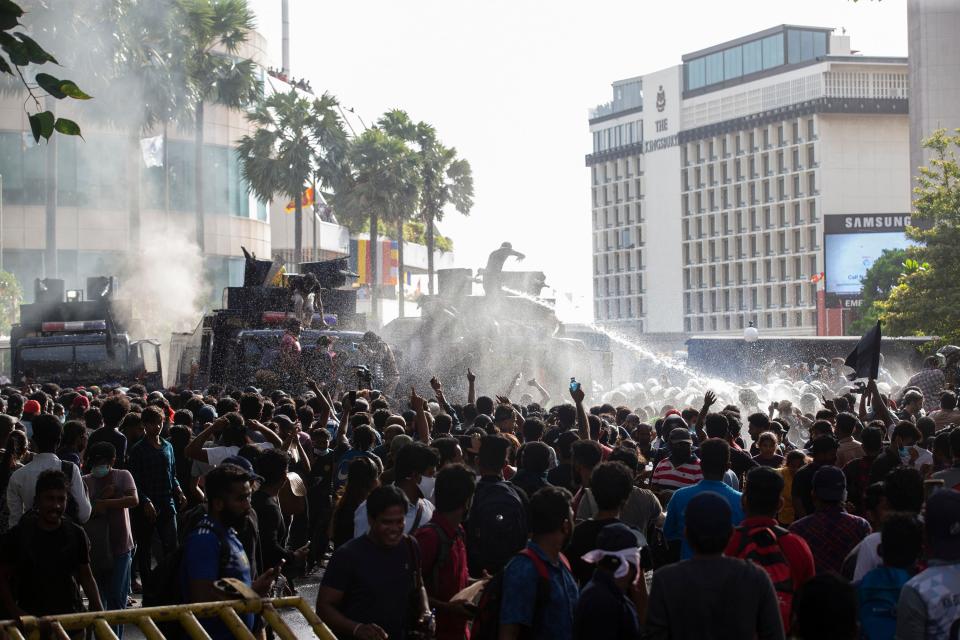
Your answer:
[569,377,580,393]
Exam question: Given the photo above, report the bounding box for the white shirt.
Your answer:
[851,531,882,582]
[352,494,434,539]
[5,453,92,527]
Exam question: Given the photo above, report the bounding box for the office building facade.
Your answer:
[908,0,960,184]
[588,25,910,337]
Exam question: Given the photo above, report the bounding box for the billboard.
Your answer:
[823,214,915,305]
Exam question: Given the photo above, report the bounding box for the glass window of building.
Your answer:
[724,47,742,80]
[742,39,763,75]
[705,51,724,85]
[762,34,784,69]
[687,57,706,90]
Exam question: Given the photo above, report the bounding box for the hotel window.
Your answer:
[743,39,762,75]
[762,34,784,70]
[724,47,742,80]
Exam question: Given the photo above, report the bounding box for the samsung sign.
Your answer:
[823,213,915,301]
[825,214,913,234]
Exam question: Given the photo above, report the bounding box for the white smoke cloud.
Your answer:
[117,216,208,382]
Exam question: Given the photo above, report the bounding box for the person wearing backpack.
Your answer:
[646,491,785,640]
[413,463,476,640]
[466,435,529,577]
[725,466,815,635]
[181,464,282,640]
[498,486,579,640]
[857,513,921,640]
[5,413,91,527]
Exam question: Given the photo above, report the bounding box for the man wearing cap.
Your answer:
[789,465,871,575]
[651,426,702,492]
[894,490,960,638]
[791,435,838,519]
[182,464,281,640]
[573,522,644,640]
[20,399,41,439]
[646,492,785,640]
[663,439,744,560]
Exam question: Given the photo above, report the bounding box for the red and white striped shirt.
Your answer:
[652,457,703,489]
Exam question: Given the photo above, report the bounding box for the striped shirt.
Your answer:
[652,457,702,489]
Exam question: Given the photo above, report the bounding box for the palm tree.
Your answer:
[335,128,420,323]
[236,88,346,268]
[417,131,474,295]
[177,0,260,251]
[377,110,422,316]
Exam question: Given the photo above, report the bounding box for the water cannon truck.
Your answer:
[10,276,163,388]
[168,249,375,391]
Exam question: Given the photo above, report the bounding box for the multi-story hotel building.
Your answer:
[587,26,910,337]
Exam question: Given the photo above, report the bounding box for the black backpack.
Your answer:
[470,547,569,640]
[466,480,527,577]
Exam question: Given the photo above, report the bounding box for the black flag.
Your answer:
[844,321,882,381]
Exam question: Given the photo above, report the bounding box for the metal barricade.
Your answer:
[0,579,336,640]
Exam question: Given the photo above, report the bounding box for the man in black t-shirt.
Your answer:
[317,485,433,640]
[566,461,642,586]
[252,450,310,571]
[0,469,103,618]
[791,436,838,520]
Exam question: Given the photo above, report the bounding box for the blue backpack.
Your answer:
[857,565,912,640]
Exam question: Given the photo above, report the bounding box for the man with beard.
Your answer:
[181,464,280,640]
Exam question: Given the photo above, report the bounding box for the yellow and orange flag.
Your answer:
[284,187,315,213]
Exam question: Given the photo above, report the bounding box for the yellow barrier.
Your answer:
[0,579,337,640]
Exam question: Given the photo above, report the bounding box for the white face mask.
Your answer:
[418,475,436,502]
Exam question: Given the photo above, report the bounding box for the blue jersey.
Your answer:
[181,516,254,640]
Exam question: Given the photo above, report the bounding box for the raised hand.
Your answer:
[467,368,476,384]
[703,390,717,408]
[430,377,442,393]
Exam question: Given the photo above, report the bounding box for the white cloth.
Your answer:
[851,531,882,582]
[580,547,642,579]
[191,442,274,478]
[353,495,434,538]
[5,453,91,527]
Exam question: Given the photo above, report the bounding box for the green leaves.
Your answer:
[35,73,92,100]
[28,110,53,142]
[0,0,91,140]
[53,117,82,137]
[27,112,83,142]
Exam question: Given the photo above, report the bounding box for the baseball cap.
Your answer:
[668,428,693,444]
[196,405,218,424]
[925,489,960,561]
[221,456,264,484]
[685,491,733,538]
[71,395,90,411]
[23,400,41,416]
[813,465,847,502]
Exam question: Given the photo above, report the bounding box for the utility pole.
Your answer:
[281,0,290,76]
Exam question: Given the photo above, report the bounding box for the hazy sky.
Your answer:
[249,0,908,311]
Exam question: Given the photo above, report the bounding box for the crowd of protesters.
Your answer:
[0,353,958,640]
